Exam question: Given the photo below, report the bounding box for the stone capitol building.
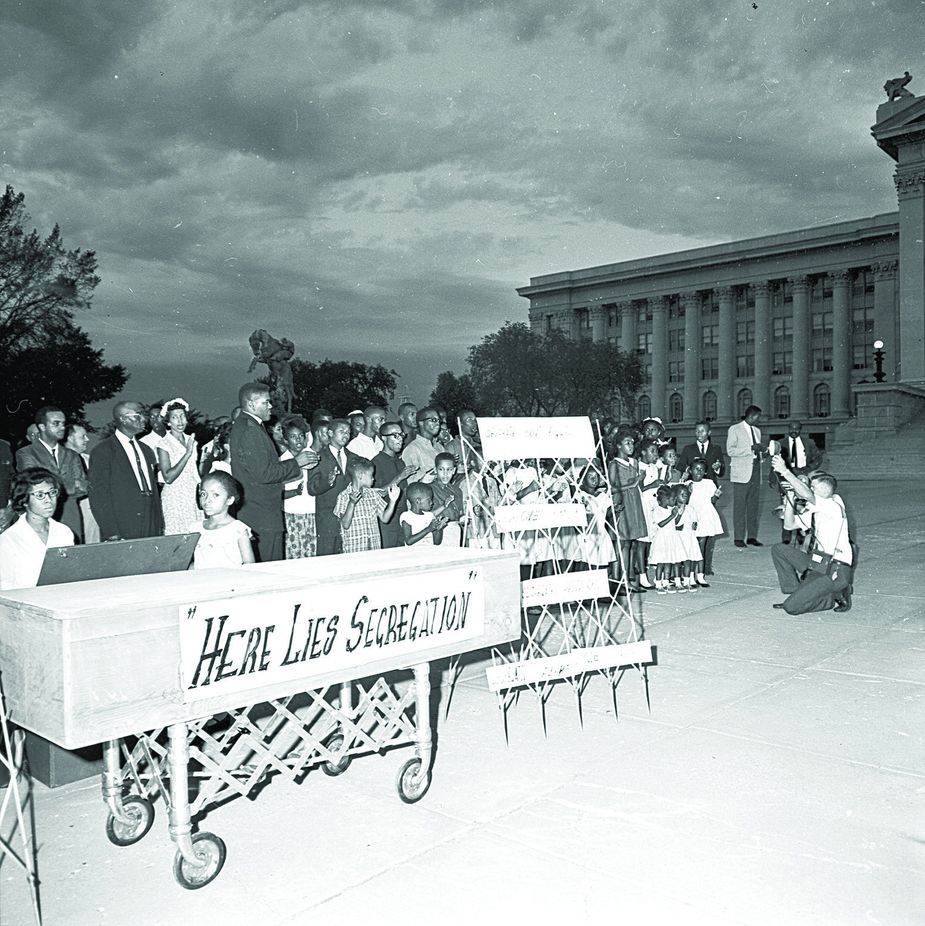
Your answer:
[518,79,925,451]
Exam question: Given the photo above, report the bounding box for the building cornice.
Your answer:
[517,213,899,299]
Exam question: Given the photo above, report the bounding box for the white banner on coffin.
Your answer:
[494,503,587,533]
[521,569,610,607]
[178,567,485,703]
[485,641,654,691]
[478,417,596,461]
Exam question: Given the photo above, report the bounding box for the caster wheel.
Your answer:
[396,757,431,804]
[173,832,226,890]
[321,733,352,777]
[105,796,155,847]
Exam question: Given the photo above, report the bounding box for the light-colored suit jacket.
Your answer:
[726,419,761,484]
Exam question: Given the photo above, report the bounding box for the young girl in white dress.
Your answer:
[686,459,722,586]
[192,472,255,569]
[156,398,201,534]
[571,465,616,570]
[648,485,685,594]
[673,483,703,592]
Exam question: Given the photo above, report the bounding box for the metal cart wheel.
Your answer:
[396,757,431,804]
[321,733,352,777]
[105,795,155,847]
[173,832,226,890]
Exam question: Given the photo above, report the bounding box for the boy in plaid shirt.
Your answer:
[334,459,400,553]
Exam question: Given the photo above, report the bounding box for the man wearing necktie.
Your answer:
[725,405,765,548]
[308,418,359,555]
[230,382,318,562]
[772,421,823,543]
[677,420,726,484]
[89,401,164,540]
[16,405,88,540]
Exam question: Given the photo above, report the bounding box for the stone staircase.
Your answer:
[825,408,925,479]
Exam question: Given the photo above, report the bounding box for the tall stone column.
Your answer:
[872,98,925,382]
[619,301,636,357]
[650,296,668,419]
[752,281,771,414]
[682,291,700,423]
[590,303,607,343]
[716,286,734,420]
[894,170,925,381]
[790,276,810,419]
[831,270,852,417]
[873,260,898,380]
[567,308,580,341]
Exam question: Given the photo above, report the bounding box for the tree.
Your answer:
[463,322,642,419]
[0,185,126,437]
[287,358,397,418]
[429,371,479,426]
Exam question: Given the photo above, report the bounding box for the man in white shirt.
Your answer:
[401,407,444,484]
[346,406,385,460]
[726,405,766,548]
[770,457,853,614]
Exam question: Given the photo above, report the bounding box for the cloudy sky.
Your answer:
[2,0,922,424]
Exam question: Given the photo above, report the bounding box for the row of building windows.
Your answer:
[635,383,833,425]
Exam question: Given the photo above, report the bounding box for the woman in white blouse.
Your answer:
[0,467,75,591]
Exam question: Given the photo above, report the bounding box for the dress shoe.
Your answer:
[747,539,763,547]
[833,586,853,613]
[734,540,747,549]
[696,579,711,588]
[772,602,786,610]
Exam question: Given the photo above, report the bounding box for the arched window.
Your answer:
[813,383,830,418]
[637,395,651,422]
[702,390,717,422]
[774,385,791,419]
[737,388,753,418]
[669,392,683,423]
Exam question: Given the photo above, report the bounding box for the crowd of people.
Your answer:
[0,389,855,615]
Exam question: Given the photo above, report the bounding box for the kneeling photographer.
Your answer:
[769,455,854,615]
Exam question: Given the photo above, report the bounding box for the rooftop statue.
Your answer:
[883,71,914,101]
[248,329,295,413]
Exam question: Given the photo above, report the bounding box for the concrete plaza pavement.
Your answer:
[2,478,923,925]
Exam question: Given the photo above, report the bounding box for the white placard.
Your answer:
[485,641,654,691]
[479,417,596,461]
[494,503,587,533]
[179,567,485,703]
[521,570,611,607]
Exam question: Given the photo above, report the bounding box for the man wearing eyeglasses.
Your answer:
[400,407,445,485]
[89,401,164,541]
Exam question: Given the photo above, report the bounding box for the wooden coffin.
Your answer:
[0,547,521,750]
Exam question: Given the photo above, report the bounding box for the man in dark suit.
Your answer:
[17,405,88,540]
[678,421,726,484]
[230,382,317,562]
[308,418,359,556]
[89,401,164,540]
[771,420,823,543]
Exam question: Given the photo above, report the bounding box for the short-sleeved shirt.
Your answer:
[400,509,435,545]
[334,487,386,553]
[192,519,253,569]
[401,435,444,484]
[804,493,852,564]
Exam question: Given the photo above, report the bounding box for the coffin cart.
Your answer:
[0,547,520,889]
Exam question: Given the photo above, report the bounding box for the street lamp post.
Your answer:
[873,339,886,383]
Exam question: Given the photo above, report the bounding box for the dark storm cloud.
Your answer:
[3,0,922,421]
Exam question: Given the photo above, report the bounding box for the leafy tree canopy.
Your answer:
[445,321,642,420]
[287,358,397,418]
[0,185,126,438]
[429,371,479,427]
